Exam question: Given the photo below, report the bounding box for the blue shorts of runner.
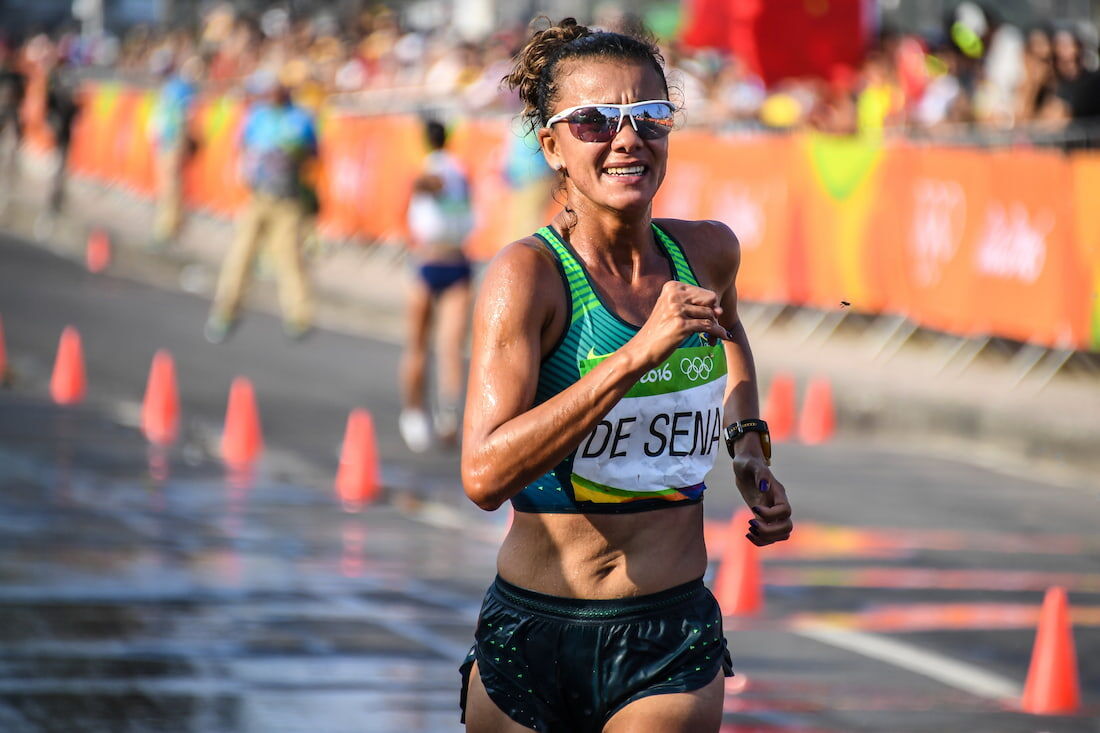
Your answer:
[417,261,471,296]
[459,575,733,733]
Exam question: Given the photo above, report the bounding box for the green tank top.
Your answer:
[511,222,728,514]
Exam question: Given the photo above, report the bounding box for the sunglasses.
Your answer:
[546,100,677,143]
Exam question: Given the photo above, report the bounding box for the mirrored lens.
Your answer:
[567,107,620,142]
[631,102,675,139]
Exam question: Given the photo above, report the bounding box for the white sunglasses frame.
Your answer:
[545,99,678,138]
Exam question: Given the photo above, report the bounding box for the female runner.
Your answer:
[460,18,793,733]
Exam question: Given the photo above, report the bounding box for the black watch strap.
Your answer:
[724,418,772,463]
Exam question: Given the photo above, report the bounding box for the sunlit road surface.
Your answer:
[1,232,1098,732]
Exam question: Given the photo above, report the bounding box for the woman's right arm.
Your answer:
[460,241,728,510]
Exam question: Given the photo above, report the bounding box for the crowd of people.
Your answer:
[3,3,1098,144]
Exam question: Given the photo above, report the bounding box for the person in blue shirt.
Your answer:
[205,70,318,343]
[149,55,202,248]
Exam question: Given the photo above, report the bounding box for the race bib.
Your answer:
[571,344,727,502]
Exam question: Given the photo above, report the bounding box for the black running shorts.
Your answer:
[459,575,733,732]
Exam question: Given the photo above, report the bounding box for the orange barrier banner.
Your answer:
[315,112,363,240]
[449,117,516,261]
[796,134,886,312]
[184,95,248,215]
[118,89,156,194]
[972,149,1084,347]
[58,82,1100,351]
[656,132,797,305]
[69,82,124,182]
[892,145,992,338]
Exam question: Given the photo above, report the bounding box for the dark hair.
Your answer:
[424,119,447,150]
[503,17,668,134]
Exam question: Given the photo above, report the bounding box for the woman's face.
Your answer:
[1028,30,1052,61]
[1053,30,1081,75]
[539,59,670,217]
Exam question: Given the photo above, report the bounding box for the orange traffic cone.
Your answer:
[762,373,796,442]
[86,230,111,273]
[1021,587,1081,715]
[335,408,381,511]
[713,508,763,616]
[221,377,263,467]
[141,350,180,446]
[50,326,86,405]
[797,377,835,444]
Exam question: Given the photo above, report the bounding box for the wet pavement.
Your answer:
[2,232,1099,731]
[0,394,501,733]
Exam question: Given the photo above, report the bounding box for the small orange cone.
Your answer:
[141,350,180,446]
[797,377,836,444]
[86,230,111,273]
[713,508,763,616]
[335,408,381,511]
[1021,587,1081,715]
[221,377,263,467]
[762,373,796,442]
[50,326,86,405]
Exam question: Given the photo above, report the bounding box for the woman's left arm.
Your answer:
[702,221,794,547]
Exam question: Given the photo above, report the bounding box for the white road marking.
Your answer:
[794,623,1023,701]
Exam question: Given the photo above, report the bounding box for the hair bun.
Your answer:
[504,17,591,126]
[503,16,667,136]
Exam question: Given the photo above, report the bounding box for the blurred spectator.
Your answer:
[857,49,903,134]
[1014,25,1063,125]
[148,55,203,248]
[501,124,554,242]
[914,45,972,130]
[974,18,1024,126]
[42,45,80,217]
[8,0,1100,207]
[709,55,766,127]
[399,119,474,452]
[0,41,26,199]
[1053,27,1100,122]
[809,68,857,135]
[205,71,318,344]
[665,43,709,119]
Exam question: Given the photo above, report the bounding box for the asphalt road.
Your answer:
[1,231,1098,732]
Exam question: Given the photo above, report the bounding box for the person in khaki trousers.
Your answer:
[205,70,318,343]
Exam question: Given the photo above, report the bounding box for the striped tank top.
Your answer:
[512,222,728,514]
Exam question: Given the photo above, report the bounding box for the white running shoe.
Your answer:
[434,406,460,446]
[399,409,432,453]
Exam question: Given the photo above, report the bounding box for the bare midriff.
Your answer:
[496,503,708,599]
[415,242,467,264]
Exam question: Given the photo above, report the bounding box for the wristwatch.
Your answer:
[724,418,772,464]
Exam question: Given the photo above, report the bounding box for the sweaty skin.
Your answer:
[462,56,793,733]
[461,60,791,602]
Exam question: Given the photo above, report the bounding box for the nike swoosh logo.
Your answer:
[586,346,613,361]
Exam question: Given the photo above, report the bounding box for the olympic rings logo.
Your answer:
[680,355,714,381]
